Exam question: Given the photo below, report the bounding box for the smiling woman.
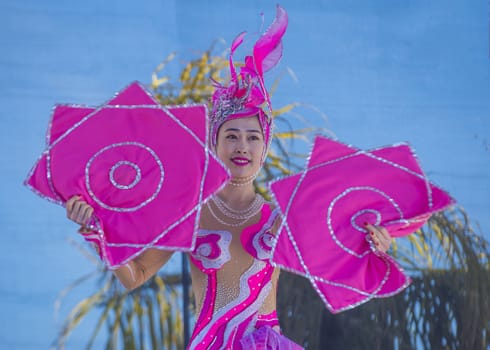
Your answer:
[63,6,307,349]
[5,0,490,348]
[215,117,266,181]
[60,4,396,348]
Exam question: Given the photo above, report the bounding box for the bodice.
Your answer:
[189,204,278,273]
[187,203,283,349]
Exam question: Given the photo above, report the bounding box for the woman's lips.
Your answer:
[231,157,251,166]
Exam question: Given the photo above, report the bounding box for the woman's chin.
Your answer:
[229,168,256,180]
[230,172,252,179]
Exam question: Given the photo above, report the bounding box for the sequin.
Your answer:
[187,203,298,349]
[109,160,142,190]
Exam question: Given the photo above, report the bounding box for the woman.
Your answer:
[66,6,392,349]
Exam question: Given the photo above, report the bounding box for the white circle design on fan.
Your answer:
[109,160,142,190]
[326,186,403,258]
[85,142,164,212]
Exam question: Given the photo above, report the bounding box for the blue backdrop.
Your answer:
[1,0,488,348]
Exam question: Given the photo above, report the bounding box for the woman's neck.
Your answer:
[216,182,256,210]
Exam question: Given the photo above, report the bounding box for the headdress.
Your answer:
[209,5,288,162]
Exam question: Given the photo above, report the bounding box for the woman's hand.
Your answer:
[365,223,392,253]
[66,196,94,227]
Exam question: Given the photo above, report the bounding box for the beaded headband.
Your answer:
[209,5,288,161]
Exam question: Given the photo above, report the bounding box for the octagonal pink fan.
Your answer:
[25,82,230,269]
[269,136,454,313]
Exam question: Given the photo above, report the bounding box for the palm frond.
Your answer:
[279,207,490,350]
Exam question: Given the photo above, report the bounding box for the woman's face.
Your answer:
[215,116,265,179]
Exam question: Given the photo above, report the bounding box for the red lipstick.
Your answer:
[231,157,250,166]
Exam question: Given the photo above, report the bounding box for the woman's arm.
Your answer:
[114,248,174,290]
[66,196,174,290]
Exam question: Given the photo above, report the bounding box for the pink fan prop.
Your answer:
[269,136,454,313]
[25,82,230,269]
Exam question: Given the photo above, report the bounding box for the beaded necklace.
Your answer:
[207,194,264,227]
[228,171,259,187]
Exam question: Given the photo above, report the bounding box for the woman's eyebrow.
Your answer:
[224,128,261,133]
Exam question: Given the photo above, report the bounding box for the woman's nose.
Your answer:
[235,138,248,153]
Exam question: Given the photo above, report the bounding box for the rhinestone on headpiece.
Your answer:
[210,81,254,129]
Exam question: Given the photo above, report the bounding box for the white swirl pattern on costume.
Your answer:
[252,209,279,260]
[191,230,232,270]
[188,259,271,348]
[223,277,272,343]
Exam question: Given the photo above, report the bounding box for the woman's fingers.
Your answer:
[72,200,85,223]
[365,223,392,253]
[377,227,392,251]
[81,206,94,225]
[66,196,94,225]
[65,196,80,217]
[75,202,92,225]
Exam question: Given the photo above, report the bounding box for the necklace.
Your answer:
[213,194,263,219]
[229,170,260,187]
[208,194,264,227]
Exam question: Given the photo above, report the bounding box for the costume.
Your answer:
[189,202,303,349]
[183,7,301,348]
[24,1,456,347]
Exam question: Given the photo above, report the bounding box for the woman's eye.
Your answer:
[226,134,237,139]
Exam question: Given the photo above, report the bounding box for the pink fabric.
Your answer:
[190,230,232,273]
[269,136,454,313]
[255,311,280,329]
[247,4,288,115]
[25,82,230,269]
[188,259,274,349]
[240,326,304,350]
[188,204,286,349]
[241,205,278,260]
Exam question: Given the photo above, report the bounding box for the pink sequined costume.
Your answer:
[188,202,302,349]
[186,6,301,348]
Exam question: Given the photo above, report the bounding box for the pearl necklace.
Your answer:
[207,194,264,227]
[228,169,261,187]
[229,175,256,187]
[213,195,263,219]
